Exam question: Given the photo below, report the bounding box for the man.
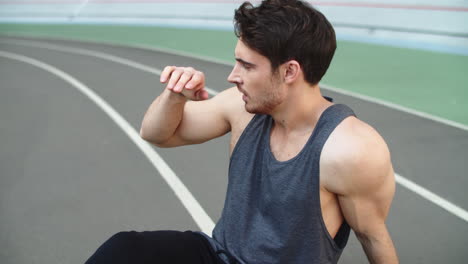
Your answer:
[86,0,398,263]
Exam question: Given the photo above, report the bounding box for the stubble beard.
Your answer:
[244,75,284,115]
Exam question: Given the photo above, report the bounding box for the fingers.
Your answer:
[160,66,175,83]
[193,88,209,101]
[167,68,186,91]
[186,71,204,89]
[174,68,196,92]
[160,66,206,96]
[198,89,209,100]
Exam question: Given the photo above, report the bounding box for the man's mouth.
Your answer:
[237,85,246,96]
[237,87,248,102]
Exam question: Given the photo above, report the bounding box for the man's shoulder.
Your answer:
[320,116,393,194]
[324,116,389,157]
[215,87,254,126]
[213,87,245,114]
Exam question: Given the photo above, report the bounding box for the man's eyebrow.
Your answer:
[235,58,256,67]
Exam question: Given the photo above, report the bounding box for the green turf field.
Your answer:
[1,24,467,126]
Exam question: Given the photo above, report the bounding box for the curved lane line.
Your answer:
[320,84,468,131]
[0,39,219,96]
[2,35,467,132]
[131,41,468,132]
[4,37,466,132]
[2,40,467,223]
[0,50,216,234]
[395,175,468,222]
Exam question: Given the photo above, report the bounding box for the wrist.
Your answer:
[163,88,188,103]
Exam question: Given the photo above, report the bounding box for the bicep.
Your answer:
[339,166,395,236]
[155,89,234,148]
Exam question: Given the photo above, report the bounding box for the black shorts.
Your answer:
[85,230,231,264]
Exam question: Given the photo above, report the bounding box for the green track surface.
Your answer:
[1,23,467,125]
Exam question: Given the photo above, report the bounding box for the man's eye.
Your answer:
[243,64,251,70]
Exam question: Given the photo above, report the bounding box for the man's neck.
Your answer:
[270,83,333,135]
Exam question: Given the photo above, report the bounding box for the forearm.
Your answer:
[140,88,187,144]
[356,230,398,264]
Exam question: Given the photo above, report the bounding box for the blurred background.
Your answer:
[1,0,467,263]
[1,0,467,125]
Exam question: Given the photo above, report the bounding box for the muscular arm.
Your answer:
[339,167,398,263]
[140,66,232,147]
[322,118,398,263]
[140,88,188,145]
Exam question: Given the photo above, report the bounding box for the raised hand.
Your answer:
[160,66,209,101]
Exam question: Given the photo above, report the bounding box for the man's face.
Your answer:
[228,40,286,114]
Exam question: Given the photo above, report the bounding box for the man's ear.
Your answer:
[282,60,301,84]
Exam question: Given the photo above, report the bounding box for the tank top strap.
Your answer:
[308,104,356,155]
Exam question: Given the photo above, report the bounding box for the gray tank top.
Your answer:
[201,103,355,264]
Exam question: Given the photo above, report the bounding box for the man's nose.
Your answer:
[227,65,240,84]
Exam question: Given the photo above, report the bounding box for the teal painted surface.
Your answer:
[1,23,467,125]
[324,41,468,124]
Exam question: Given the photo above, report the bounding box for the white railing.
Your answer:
[1,0,467,53]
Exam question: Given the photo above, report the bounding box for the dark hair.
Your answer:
[234,0,336,85]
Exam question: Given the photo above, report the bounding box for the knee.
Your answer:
[109,231,137,240]
[106,231,140,247]
[86,231,141,263]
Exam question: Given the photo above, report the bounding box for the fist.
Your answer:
[160,66,209,101]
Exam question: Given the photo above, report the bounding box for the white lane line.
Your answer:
[2,36,467,132]
[395,175,468,222]
[131,42,468,132]
[320,84,468,131]
[0,39,219,96]
[0,50,215,234]
[3,39,468,223]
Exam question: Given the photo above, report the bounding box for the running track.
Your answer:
[0,36,467,263]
